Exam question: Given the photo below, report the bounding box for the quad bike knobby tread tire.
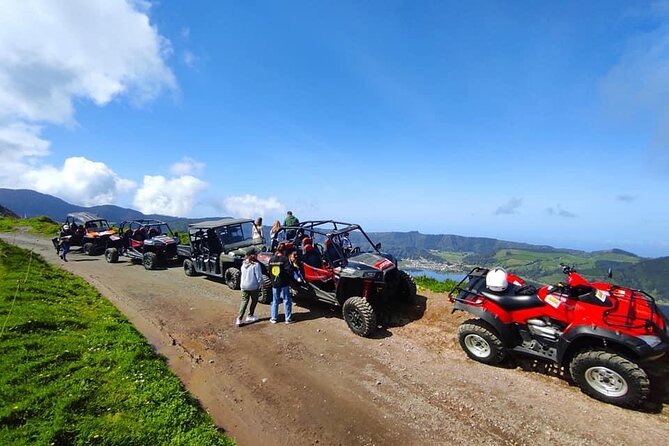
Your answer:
[396,270,417,302]
[569,350,650,408]
[83,242,94,256]
[342,296,377,337]
[225,267,241,290]
[457,319,506,365]
[183,259,198,276]
[105,247,119,263]
[258,273,272,304]
[143,252,158,270]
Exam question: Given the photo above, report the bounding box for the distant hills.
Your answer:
[0,204,18,218]
[2,187,667,300]
[0,188,222,230]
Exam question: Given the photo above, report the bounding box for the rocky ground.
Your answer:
[2,231,668,446]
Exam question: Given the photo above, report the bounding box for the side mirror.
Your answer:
[607,267,613,279]
[375,242,382,250]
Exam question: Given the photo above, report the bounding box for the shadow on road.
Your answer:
[504,354,669,413]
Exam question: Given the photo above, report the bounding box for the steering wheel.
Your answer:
[349,247,360,256]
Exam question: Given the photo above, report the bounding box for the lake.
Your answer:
[406,270,466,282]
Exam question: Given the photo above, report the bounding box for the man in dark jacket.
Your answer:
[269,243,293,324]
[283,211,299,240]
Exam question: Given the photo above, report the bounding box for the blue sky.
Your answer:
[1,1,669,256]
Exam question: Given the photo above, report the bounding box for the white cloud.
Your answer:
[183,50,197,68]
[0,0,176,125]
[494,197,523,215]
[170,157,205,176]
[0,0,176,207]
[22,156,136,206]
[223,195,283,218]
[133,175,207,216]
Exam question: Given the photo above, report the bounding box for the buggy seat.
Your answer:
[303,263,334,282]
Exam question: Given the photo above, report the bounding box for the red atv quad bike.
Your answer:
[449,264,669,408]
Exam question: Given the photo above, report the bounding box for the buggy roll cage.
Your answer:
[284,220,382,253]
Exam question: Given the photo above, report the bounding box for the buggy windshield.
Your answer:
[215,221,255,247]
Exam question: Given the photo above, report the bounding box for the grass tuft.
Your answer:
[413,275,458,294]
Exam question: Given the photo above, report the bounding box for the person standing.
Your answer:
[252,217,264,243]
[58,235,71,262]
[283,211,299,240]
[237,247,262,326]
[269,220,281,250]
[269,243,293,324]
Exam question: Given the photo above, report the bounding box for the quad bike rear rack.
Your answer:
[448,267,489,307]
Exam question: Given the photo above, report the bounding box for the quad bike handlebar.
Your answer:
[559,263,577,275]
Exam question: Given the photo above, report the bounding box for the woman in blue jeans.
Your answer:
[269,244,293,324]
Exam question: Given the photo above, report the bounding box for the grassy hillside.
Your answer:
[0,216,60,236]
[0,239,233,445]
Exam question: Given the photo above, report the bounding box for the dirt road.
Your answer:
[3,232,669,445]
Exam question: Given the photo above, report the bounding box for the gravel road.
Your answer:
[3,232,668,446]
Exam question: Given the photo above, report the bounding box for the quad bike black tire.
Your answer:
[83,242,94,256]
[396,270,417,302]
[342,296,377,337]
[225,267,241,290]
[258,273,272,304]
[183,259,198,276]
[569,350,650,408]
[105,247,119,263]
[457,319,506,365]
[143,252,158,270]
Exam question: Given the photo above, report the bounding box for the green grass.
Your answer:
[413,275,458,294]
[0,239,234,445]
[0,216,61,237]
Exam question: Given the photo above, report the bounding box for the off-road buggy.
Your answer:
[180,218,264,291]
[449,264,669,408]
[256,220,417,337]
[104,219,179,270]
[51,212,117,255]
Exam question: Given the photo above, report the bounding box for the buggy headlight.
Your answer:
[639,335,662,348]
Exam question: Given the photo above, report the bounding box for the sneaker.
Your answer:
[235,317,242,326]
[270,319,277,324]
[285,319,293,324]
[245,315,258,323]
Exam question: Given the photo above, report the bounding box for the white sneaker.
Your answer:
[235,317,242,326]
[270,319,277,324]
[245,315,258,323]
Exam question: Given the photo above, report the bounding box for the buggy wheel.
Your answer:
[105,247,119,263]
[396,270,417,302]
[143,252,158,270]
[342,296,377,337]
[82,242,94,256]
[183,259,198,276]
[570,350,650,407]
[225,267,241,290]
[457,319,506,365]
[258,274,272,304]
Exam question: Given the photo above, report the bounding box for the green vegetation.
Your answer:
[0,216,60,237]
[414,275,458,294]
[0,239,233,445]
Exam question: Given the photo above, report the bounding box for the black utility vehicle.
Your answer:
[105,219,179,270]
[181,218,265,291]
[52,212,117,255]
[256,220,416,337]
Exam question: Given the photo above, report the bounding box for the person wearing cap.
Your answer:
[236,247,262,326]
